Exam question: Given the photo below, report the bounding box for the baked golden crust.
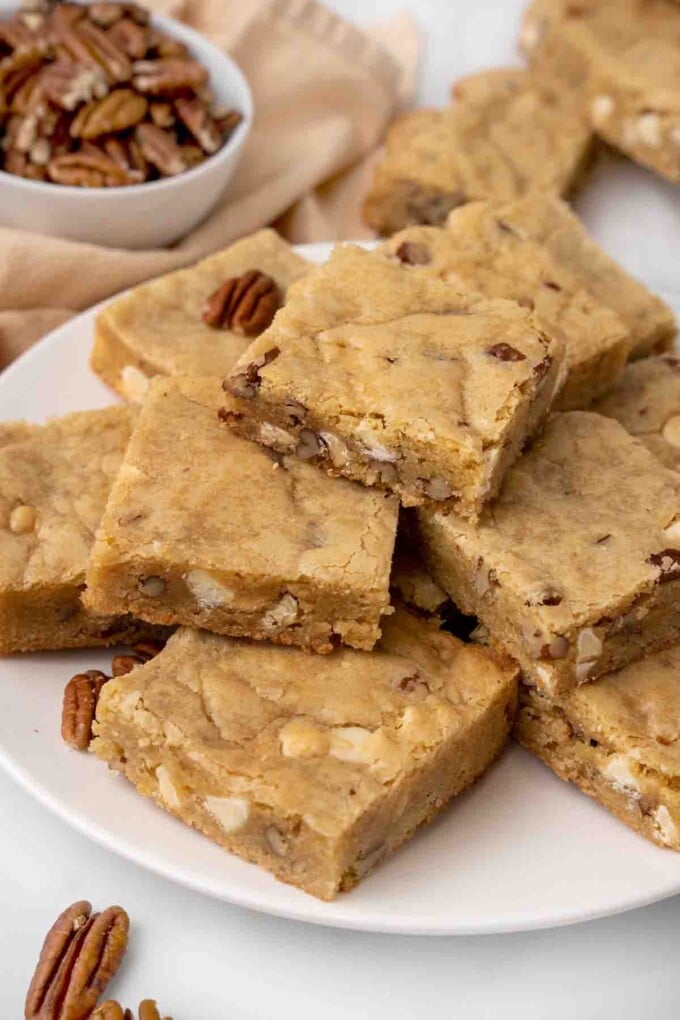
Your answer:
[93,608,518,899]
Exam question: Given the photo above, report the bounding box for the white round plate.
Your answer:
[1,242,679,936]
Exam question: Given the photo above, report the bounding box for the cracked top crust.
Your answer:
[487,195,676,358]
[89,377,398,591]
[363,68,591,234]
[0,407,136,589]
[226,245,564,459]
[592,356,680,472]
[95,230,310,380]
[531,643,680,780]
[382,203,628,381]
[93,608,518,837]
[420,411,680,632]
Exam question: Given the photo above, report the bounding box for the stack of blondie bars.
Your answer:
[2,0,680,902]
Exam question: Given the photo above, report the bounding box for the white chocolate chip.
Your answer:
[664,518,680,543]
[265,825,288,856]
[575,659,597,683]
[184,569,235,609]
[257,421,296,451]
[576,627,603,663]
[662,415,680,449]
[139,575,165,597]
[546,635,569,660]
[9,504,36,534]
[354,842,387,878]
[279,718,329,759]
[423,477,453,501]
[590,94,614,125]
[329,726,373,764]
[319,431,350,468]
[262,593,299,630]
[519,18,541,52]
[652,805,678,847]
[355,421,397,463]
[156,765,182,809]
[204,795,250,833]
[636,112,662,148]
[120,365,150,403]
[604,755,640,797]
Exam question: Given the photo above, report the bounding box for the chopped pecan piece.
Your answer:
[135,121,186,175]
[228,347,281,398]
[213,108,243,140]
[61,669,109,750]
[395,241,431,265]
[174,95,221,153]
[132,57,208,96]
[486,343,526,362]
[92,1002,128,1020]
[25,901,129,1020]
[203,270,282,335]
[3,146,46,178]
[131,638,166,660]
[70,87,146,138]
[648,548,680,583]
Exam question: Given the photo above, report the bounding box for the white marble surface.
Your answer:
[2,0,680,1016]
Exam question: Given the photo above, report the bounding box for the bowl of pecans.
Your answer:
[0,0,253,248]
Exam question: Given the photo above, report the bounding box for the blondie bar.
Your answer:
[476,195,676,359]
[92,607,518,900]
[593,356,680,473]
[84,377,398,653]
[363,68,592,235]
[91,230,310,402]
[417,411,680,694]
[382,202,629,410]
[223,245,565,515]
[521,0,680,183]
[516,645,680,851]
[0,408,162,654]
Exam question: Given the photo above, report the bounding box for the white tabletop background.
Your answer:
[2,0,679,1016]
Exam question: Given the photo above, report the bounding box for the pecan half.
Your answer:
[214,108,243,140]
[132,57,208,96]
[70,87,146,138]
[111,653,143,676]
[25,901,129,1020]
[61,669,109,750]
[107,17,150,59]
[135,121,185,175]
[59,21,132,84]
[203,270,282,336]
[89,3,149,28]
[174,95,220,153]
[92,1002,128,1020]
[42,59,109,110]
[131,638,166,660]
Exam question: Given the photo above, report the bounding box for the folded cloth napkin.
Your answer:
[0,0,419,370]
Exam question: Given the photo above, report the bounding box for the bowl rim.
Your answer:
[0,6,254,198]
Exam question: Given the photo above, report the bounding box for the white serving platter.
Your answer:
[0,242,679,936]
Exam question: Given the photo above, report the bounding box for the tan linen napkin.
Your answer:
[0,0,418,371]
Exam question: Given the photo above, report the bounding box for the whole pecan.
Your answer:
[61,669,109,750]
[203,270,282,336]
[135,121,185,175]
[25,901,129,1020]
[174,95,220,153]
[70,87,146,138]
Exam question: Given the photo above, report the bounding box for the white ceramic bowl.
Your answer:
[0,6,253,249]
